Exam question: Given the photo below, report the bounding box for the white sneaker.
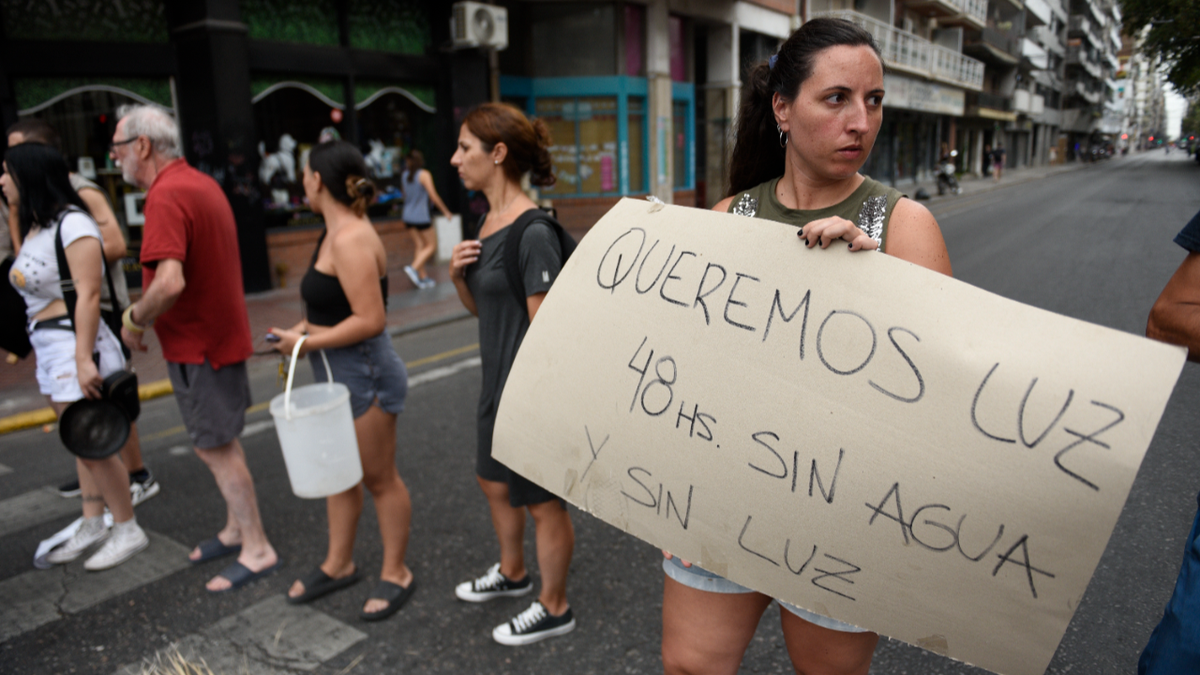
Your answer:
[46,516,108,564]
[419,277,437,290]
[84,519,149,571]
[404,265,421,286]
[492,600,576,646]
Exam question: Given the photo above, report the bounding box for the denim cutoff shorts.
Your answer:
[309,331,408,419]
[662,556,868,633]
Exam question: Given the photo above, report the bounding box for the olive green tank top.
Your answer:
[726,176,904,251]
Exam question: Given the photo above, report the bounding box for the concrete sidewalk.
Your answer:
[0,256,470,434]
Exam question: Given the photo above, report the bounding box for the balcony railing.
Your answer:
[1068,15,1103,50]
[1066,44,1102,79]
[812,10,984,91]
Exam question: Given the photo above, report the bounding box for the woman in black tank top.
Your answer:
[269,141,416,621]
[663,19,952,675]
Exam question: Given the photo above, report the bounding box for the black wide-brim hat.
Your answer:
[58,398,129,459]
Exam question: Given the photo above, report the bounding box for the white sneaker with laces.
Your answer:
[455,562,533,602]
[492,600,576,646]
[404,265,421,286]
[46,516,108,564]
[84,518,149,571]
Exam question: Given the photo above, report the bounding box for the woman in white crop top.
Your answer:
[2,142,147,570]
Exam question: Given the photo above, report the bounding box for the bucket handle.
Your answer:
[282,335,334,421]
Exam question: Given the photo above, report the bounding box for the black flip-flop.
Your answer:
[286,566,361,605]
[190,537,241,565]
[359,578,417,622]
[208,559,283,594]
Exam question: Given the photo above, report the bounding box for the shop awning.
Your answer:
[15,78,174,116]
[251,79,435,113]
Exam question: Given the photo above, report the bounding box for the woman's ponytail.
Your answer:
[727,62,786,197]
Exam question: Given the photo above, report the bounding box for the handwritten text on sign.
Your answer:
[493,198,1185,675]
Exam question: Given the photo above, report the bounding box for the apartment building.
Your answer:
[1061,0,1122,158]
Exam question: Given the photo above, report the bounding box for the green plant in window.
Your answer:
[347,0,430,54]
[1,0,168,43]
[241,0,338,45]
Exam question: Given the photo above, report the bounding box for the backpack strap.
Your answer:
[54,206,121,334]
[501,208,576,314]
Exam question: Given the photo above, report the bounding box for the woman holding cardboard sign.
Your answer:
[662,17,952,675]
[448,103,577,646]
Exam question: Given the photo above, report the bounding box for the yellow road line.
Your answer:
[0,343,480,437]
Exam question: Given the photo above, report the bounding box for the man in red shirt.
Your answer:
[113,105,280,593]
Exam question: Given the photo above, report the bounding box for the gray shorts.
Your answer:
[309,331,407,419]
[662,557,868,633]
[167,360,251,449]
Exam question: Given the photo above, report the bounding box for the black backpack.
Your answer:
[474,208,577,313]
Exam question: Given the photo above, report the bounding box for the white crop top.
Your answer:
[8,209,105,319]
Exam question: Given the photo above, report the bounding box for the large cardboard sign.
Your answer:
[493,198,1185,675]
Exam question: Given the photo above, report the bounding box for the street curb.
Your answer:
[0,379,177,436]
[0,310,474,436]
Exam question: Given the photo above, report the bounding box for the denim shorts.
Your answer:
[1139,491,1200,674]
[662,557,869,633]
[310,331,407,419]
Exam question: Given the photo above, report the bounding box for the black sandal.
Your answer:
[359,578,417,621]
[286,566,361,605]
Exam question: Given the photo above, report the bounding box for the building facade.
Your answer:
[0,0,485,291]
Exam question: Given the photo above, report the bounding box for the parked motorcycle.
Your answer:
[937,151,962,195]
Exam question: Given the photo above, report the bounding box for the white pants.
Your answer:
[30,320,126,403]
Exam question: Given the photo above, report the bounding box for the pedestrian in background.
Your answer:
[664,17,951,675]
[400,149,452,289]
[993,142,1005,181]
[6,118,158,507]
[3,142,148,570]
[1140,208,1200,673]
[269,140,417,622]
[113,104,280,593]
[982,142,993,177]
[448,102,576,646]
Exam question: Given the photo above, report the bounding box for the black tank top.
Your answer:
[300,231,388,327]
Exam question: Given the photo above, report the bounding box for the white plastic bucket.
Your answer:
[269,337,363,498]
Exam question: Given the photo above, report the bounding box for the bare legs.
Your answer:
[190,437,278,591]
[408,227,437,282]
[287,405,414,614]
[50,400,134,524]
[661,576,878,675]
[477,477,574,616]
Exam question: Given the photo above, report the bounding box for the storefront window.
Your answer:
[535,96,619,197]
[627,96,646,193]
[624,5,645,76]
[356,89,438,214]
[673,99,689,189]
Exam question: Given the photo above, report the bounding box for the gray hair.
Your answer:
[116,104,182,160]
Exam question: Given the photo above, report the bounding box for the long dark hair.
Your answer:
[727,18,882,197]
[4,142,86,238]
[308,140,377,217]
[462,102,556,187]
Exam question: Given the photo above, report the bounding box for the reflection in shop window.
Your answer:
[627,97,646,193]
[536,97,619,197]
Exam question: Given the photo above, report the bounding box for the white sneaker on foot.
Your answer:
[84,519,149,571]
[404,265,421,286]
[492,600,576,646]
[46,516,108,564]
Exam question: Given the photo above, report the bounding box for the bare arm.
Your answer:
[419,170,453,219]
[882,198,953,276]
[271,226,387,355]
[1148,251,1200,362]
[7,198,20,254]
[450,239,481,316]
[122,258,185,352]
[64,236,105,399]
[77,188,127,262]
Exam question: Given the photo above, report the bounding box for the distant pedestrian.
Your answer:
[6,118,159,507]
[3,142,148,570]
[1141,208,1200,673]
[399,150,452,289]
[268,141,417,621]
[448,102,577,646]
[112,104,280,593]
[982,143,992,177]
[993,143,1005,180]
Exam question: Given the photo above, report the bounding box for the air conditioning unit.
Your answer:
[451,2,508,50]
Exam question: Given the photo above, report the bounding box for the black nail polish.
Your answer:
[847,243,852,249]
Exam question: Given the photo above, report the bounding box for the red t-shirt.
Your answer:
[140,159,252,368]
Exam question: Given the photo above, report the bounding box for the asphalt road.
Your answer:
[1,151,1198,675]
